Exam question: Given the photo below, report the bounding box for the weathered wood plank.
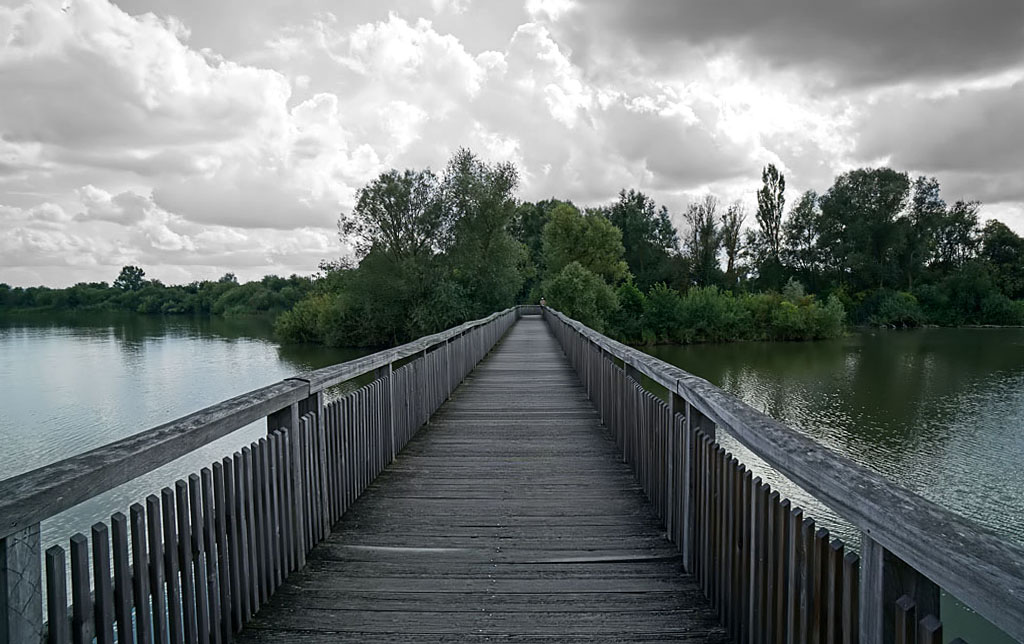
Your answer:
[235,316,726,644]
[544,308,1024,642]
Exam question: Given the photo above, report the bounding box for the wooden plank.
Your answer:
[844,552,860,644]
[813,528,830,644]
[544,307,1024,643]
[1,524,43,644]
[174,482,198,644]
[776,498,791,644]
[234,315,725,644]
[828,539,845,644]
[69,533,91,644]
[91,523,114,644]
[146,496,169,644]
[110,513,134,644]
[189,475,212,644]
[129,504,152,644]
[212,462,233,641]
[240,448,258,615]
[160,488,184,644]
[894,595,916,644]
[917,615,940,644]
[44,546,68,644]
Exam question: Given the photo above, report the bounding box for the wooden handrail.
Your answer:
[1,305,521,643]
[0,306,519,541]
[543,305,1024,642]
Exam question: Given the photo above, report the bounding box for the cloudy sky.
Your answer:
[2,0,1023,287]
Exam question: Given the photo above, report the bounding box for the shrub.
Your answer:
[642,283,681,342]
[541,262,618,332]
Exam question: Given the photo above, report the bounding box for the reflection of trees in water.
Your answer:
[647,328,1024,466]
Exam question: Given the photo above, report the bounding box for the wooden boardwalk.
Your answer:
[238,316,727,643]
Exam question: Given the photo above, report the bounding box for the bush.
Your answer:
[678,286,749,343]
[541,262,618,332]
[642,283,681,342]
[861,290,923,327]
[607,282,646,344]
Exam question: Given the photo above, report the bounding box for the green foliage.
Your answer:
[682,195,722,287]
[602,190,679,291]
[541,262,618,333]
[607,282,645,344]
[541,203,629,284]
[755,163,786,261]
[1,266,312,319]
[642,283,682,342]
[114,265,146,291]
[859,291,924,328]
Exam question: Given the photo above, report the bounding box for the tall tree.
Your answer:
[439,148,524,316]
[755,164,786,261]
[894,176,945,290]
[781,190,826,286]
[818,168,910,291]
[719,202,746,288]
[114,265,146,291]
[542,203,628,284]
[339,168,441,261]
[980,220,1024,299]
[603,189,680,291]
[931,200,981,271]
[683,195,721,287]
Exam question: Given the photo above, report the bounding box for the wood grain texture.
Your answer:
[543,307,1024,642]
[237,317,726,643]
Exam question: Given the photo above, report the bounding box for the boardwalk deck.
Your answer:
[237,316,728,643]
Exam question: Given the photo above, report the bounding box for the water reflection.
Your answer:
[648,329,1024,644]
[0,311,370,558]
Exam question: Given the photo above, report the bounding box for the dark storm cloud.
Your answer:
[559,0,1024,88]
[856,81,1024,205]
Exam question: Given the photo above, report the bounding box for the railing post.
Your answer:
[0,524,42,644]
[860,534,939,644]
[376,363,396,457]
[268,398,307,570]
[445,339,453,400]
[682,400,715,574]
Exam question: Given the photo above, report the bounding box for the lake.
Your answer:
[0,311,369,555]
[644,327,1024,643]
[1,315,1021,642]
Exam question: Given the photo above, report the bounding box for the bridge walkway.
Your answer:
[237,315,728,643]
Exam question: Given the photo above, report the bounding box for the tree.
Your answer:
[114,265,146,291]
[818,168,910,291]
[542,203,629,284]
[340,168,442,261]
[541,262,618,332]
[980,220,1024,299]
[511,199,572,299]
[894,177,945,290]
[603,189,679,291]
[719,202,746,288]
[931,200,980,271]
[755,164,786,261]
[682,195,721,287]
[438,148,524,317]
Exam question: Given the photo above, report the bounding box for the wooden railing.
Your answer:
[0,307,520,644]
[543,306,1024,644]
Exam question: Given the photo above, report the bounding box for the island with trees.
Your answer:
[5,148,1023,347]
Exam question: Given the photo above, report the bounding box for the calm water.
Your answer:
[0,311,368,554]
[645,328,1024,643]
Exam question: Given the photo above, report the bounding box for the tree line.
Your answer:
[0,266,313,317]
[278,149,1024,347]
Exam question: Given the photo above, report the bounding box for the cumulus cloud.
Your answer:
[2,0,1023,286]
